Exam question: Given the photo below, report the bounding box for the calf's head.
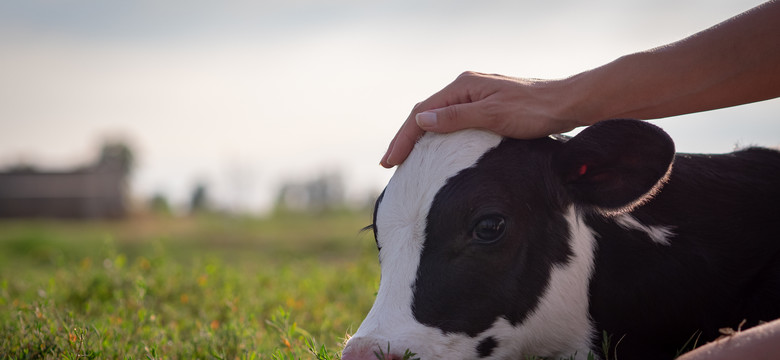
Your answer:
[343,119,675,359]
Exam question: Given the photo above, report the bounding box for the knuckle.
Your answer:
[457,70,480,82]
[481,101,504,130]
[410,101,425,115]
[444,104,461,123]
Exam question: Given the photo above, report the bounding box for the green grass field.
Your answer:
[0,210,709,360]
[0,211,381,359]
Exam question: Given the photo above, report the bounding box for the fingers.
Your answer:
[380,102,488,168]
[381,117,425,168]
[415,102,490,134]
[380,72,498,168]
[379,136,397,168]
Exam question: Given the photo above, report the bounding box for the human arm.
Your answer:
[380,0,780,168]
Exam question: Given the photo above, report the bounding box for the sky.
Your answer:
[1,0,777,214]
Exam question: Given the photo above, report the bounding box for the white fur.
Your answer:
[615,214,675,246]
[478,207,596,359]
[346,130,502,358]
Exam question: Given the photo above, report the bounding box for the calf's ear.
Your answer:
[553,119,675,214]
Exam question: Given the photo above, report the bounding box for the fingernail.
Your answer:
[415,111,437,128]
[384,152,395,167]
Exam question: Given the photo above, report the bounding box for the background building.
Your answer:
[0,143,132,219]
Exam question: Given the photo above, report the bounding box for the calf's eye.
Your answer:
[472,215,506,244]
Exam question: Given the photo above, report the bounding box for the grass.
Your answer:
[0,211,707,359]
[0,211,380,359]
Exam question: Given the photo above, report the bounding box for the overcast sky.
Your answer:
[1,0,777,213]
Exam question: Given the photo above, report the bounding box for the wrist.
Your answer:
[538,75,597,131]
[556,54,643,127]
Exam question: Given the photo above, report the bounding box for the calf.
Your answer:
[343,119,780,360]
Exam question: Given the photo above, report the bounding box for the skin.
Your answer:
[380,0,780,168]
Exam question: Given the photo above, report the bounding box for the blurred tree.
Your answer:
[274,172,345,214]
[149,193,171,216]
[96,141,134,174]
[189,182,210,214]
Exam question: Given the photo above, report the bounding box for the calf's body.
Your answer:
[588,148,780,358]
[343,119,780,359]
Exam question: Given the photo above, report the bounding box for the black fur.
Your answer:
[402,119,780,358]
[412,137,573,336]
[588,147,780,359]
[477,336,498,357]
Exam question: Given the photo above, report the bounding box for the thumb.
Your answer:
[415,103,483,133]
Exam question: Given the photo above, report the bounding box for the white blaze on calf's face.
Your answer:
[346,130,502,357]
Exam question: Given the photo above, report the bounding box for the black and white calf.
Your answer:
[342,119,780,360]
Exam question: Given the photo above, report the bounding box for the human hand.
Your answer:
[380,71,583,168]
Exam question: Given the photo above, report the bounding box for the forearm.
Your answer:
[561,0,780,125]
[381,1,779,168]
